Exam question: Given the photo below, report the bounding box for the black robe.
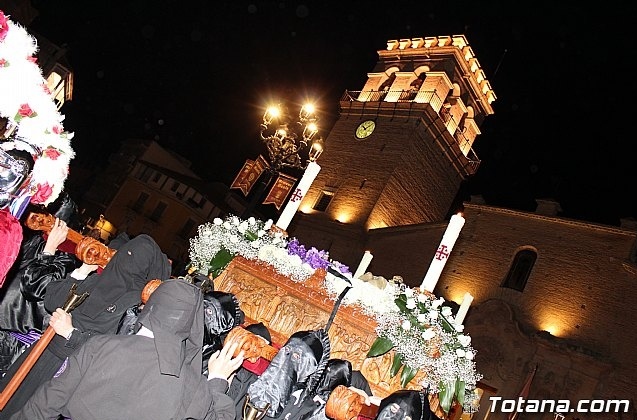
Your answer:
[11,278,235,420]
[0,232,78,374]
[8,335,235,420]
[0,232,79,334]
[0,234,171,419]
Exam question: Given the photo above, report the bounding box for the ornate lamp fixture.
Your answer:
[260,103,324,171]
[234,102,325,219]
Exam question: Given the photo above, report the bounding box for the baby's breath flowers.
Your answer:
[189,214,480,414]
[189,215,351,281]
[324,271,481,414]
[189,215,285,277]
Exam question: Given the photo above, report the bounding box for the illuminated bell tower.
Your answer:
[294,35,496,245]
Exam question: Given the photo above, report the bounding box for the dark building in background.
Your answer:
[79,138,231,270]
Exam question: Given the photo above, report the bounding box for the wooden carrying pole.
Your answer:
[223,326,380,420]
[0,212,109,410]
[0,284,89,410]
[224,326,450,419]
[24,212,116,267]
[0,327,55,410]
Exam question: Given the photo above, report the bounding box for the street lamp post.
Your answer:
[240,103,324,219]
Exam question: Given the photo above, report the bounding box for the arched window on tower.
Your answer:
[378,69,398,101]
[404,72,427,100]
[501,248,537,292]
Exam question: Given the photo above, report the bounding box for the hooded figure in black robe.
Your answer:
[0,233,171,418]
[374,389,441,420]
[116,285,245,374]
[9,278,237,420]
[246,329,331,419]
[201,290,245,374]
[296,358,353,420]
[0,193,80,374]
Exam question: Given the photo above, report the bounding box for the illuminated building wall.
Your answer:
[345,199,637,413]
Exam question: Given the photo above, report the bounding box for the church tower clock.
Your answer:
[291,35,496,258]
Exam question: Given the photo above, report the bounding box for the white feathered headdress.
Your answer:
[0,10,74,211]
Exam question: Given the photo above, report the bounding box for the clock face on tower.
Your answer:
[355,120,376,139]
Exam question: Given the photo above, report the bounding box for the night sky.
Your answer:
[22,1,636,227]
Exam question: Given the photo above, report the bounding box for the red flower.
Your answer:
[18,104,34,117]
[31,183,53,204]
[0,11,9,42]
[52,126,62,134]
[14,104,37,122]
[44,147,61,160]
[0,58,7,67]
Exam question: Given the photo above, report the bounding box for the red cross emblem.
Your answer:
[434,245,450,261]
[289,188,303,202]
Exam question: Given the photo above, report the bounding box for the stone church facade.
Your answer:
[290,35,637,419]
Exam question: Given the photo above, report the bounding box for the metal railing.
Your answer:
[341,89,444,106]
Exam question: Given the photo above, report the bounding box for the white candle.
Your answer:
[455,292,474,325]
[353,251,374,279]
[275,161,321,231]
[420,213,465,292]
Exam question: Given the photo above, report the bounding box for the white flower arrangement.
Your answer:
[188,215,288,276]
[0,10,74,207]
[324,272,402,315]
[325,272,482,414]
[257,243,315,281]
[189,215,351,282]
[189,214,480,414]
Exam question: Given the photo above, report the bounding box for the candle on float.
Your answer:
[455,292,474,325]
[353,251,374,279]
[420,213,465,292]
[275,161,321,231]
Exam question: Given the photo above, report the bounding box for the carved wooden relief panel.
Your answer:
[214,256,433,400]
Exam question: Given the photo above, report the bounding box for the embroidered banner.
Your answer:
[262,173,297,209]
[250,155,270,192]
[230,159,254,196]
[230,155,269,196]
